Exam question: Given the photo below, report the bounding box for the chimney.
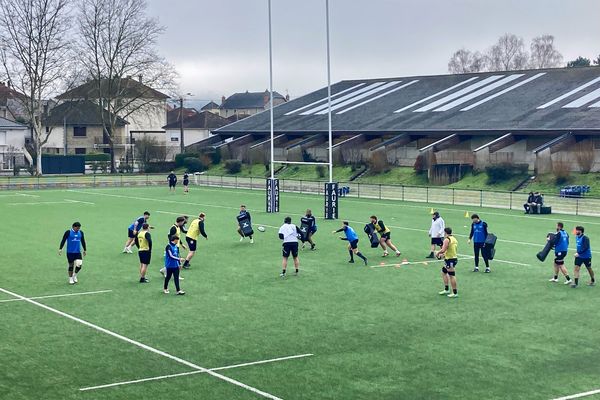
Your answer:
[7,80,11,89]
[263,91,270,106]
[285,94,290,102]
[138,74,143,83]
[221,95,226,105]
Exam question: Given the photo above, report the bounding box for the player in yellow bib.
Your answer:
[369,215,401,257]
[183,213,207,269]
[436,227,459,298]
[134,223,152,283]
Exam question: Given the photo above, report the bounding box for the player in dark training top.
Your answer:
[59,222,87,285]
[167,170,177,192]
[333,221,368,265]
[237,205,254,244]
[123,212,151,253]
[300,209,317,250]
[183,172,190,193]
[548,222,572,285]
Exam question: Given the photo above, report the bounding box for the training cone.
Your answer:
[464,211,470,218]
[430,208,434,215]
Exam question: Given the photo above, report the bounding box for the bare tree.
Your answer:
[529,35,563,69]
[485,34,529,71]
[135,135,166,172]
[0,0,72,175]
[76,0,176,172]
[448,49,485,73]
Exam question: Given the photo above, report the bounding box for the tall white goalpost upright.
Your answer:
[323,0,338,220]
[265,0,337,219]
[266,0,279,213]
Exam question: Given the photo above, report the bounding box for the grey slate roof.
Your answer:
[57,78,169,100]
[0,116,27,129]
[201,101,219,110]
[44,101,128,126]
[220,90,285,110]
[216,67,600,135]
[162,110,229,130]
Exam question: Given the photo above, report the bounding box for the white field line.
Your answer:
[551,388,600,400]
[0,193,40,198]
[79,353,314,392]
[67,189,595,256]
[0,286,283,400]
[0,289,112,303]
[65,199,95,205]
[7,201,74,206]
[457,253,531,267]
[369,256,472,269]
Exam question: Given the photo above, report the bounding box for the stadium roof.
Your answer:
[216,67,600,135]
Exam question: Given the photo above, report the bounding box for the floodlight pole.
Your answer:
[326,0,333,183]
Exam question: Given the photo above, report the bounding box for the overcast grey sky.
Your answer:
[146,0,600,104]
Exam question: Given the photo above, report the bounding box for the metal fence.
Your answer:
[1,173,600,217]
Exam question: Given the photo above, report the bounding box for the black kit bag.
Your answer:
[364,223,380,248]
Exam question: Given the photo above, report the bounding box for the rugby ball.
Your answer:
[257,226,266,232]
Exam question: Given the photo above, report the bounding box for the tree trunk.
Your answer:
[36,147,43,176]
[110,143,116,173]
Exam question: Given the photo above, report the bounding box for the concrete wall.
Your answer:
[123,100,167,133]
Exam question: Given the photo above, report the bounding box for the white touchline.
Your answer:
[0,193,40,197]
[0,289,112,303]
[0,286,283,400]
[79,354,314,392]
[457,254,530,266]
[155,210,280,230]
[551,388,600,400]
[7,201,78,206]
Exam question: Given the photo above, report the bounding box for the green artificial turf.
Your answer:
[1,185,600,400]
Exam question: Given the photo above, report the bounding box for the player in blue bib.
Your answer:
[571,225,595,288]
[59,222,87,285]
[333,221,368,265]
[548,222,572,285]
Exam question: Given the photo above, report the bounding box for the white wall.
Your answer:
[123,100,167,133]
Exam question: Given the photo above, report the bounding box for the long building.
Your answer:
[205,67,600,176]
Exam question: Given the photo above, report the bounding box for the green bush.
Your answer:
[224,159,242,174]
[209,148,222,165]
[144,161,176,173]
[175,153,199,167]
[485,163,528,184]
[85,153,110,162]
[183,157,205,172]
[316,165,326,178]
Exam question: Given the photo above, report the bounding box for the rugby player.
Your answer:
[369,215,401,257]
[333,221,368,265]
[58,222,87,285]
[436,227,459,298]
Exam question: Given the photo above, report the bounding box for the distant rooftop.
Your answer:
[220,90,286,110]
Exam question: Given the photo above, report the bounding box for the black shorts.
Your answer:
[128,228,136,238]
[445,258,458,269]
[431,237,443,246]
[183,180,189,186]
[67,253,82,263]
[169,181,176,188]
[575,257,592,268]
[555,251,567,264]
[282,242,299,258]
[349,239,359,249]
[138,250,151,265]
[381,232,391,241]
[186,237,197,251]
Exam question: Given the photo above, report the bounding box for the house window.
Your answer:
[75,148,86,155]
[103,148,111,154]
[73,126,87,137]
[171,136,179,142]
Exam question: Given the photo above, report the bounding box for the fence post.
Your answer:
[120,174,123,186]
[300,180,303,194]
[379,184,382,200]
[250,176,253,190]
[146,174,149,185]
[452,188,455,205]
[37,176,40,189]
[93,175,96,187]
[480,190,483,207]
[402,185,405,201]
[509,192,512,210]
[426,187,429,203]
[220,175,223,188]
[235,176,238,189]
[576,198,579,215]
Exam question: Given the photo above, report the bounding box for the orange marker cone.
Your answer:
[465,211,470,218]
[430,208,434,215]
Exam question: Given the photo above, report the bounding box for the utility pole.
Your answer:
[179,97,185,154]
